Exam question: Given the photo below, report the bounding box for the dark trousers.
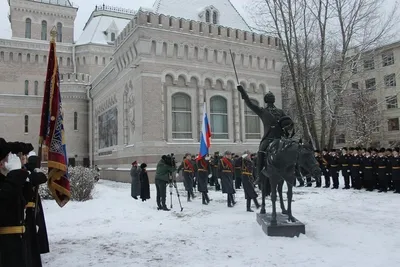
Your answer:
[378,171,387,191]
[323,170,330,187]
[394,179,400,192]
[363,170,375,191]
[0,234,27,267]
[342,170,350,188]
[235,175,242,189]
[155,179,168,208]
[330,168,339,188]
[351,169,361,189]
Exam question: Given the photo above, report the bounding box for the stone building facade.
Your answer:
[0,0,284,181]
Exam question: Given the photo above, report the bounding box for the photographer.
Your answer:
[155,155,176,211]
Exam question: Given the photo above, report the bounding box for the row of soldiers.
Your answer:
[176,151,260,212]
[312,147,400,193]
[0,138,49,267]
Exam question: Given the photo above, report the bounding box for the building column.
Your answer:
[197,86,204,142]
[233,89,240,143]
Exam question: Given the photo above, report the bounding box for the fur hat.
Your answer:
[379,148,386,153]
[140,163,147,169]
[131,161,137,166]
[394,147,400,153]
[386,148,393,152]
[314,150,320,153]
[7,142,34,155]
[264,91,275,104]
[224,150,232,156]
[323,148,328,152]
[0,138,11,161]
[373,148,379,153]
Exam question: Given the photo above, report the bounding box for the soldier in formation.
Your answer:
[308,146,400,193]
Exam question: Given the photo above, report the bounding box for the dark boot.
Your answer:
[255,151,266,184]
[246,199,253,212]
[187,192,191,202]
[161,198,169,211]
[253,198,260,209]
[227,194,233,207]
[191,190,195,199]
[202,193,208,205]
[157,199,162,210]
[230,194,236,206]
[205,193,211,203]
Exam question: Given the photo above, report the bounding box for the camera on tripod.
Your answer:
[164,153,176,168]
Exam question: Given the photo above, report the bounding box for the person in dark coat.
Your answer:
[155,155,176,211]
[314,150,323,188]
[350,148,362,190]
[139,163,150,201]
[376,148,388,192]
[218,151,236,207]
[177,153,195,202]
[196,156,212,205]
[328,149,340,189]
[390,147,400,193]
[339,147,351,189]
[321,148,331,188]
[0,139,30,267]
[130,161,140,200]
[361,149,376,191]
[234,155,242,189]
[241,151,260,212]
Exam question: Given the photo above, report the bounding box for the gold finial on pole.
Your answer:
[50,26,57,42]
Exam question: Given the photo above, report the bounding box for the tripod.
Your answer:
[169,175,183,212]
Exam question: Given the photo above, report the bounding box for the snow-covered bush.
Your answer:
[68,166,96,201]
[38,166,96,202]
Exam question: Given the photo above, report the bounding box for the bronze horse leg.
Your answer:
[270,176,278,225]
[260,173,267,214]
[286,179,296,222]
[277,180,287,214]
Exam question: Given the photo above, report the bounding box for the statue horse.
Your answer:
[259,138,321,225]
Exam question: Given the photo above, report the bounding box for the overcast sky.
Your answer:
[0,0,252,40]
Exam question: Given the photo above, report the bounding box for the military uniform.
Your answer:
[328,151,340,189]
[389,149,400,193]
[321,150,331,188]
[218,153,236,207]
[349,153,362,190]
[375,149,389,192]
[361,153,376,191]
[339,148,351,189]
[234,156,242,189]
[314,151,323,187]
[240,156,260,212]
[177,157,196,201]
[196,158,211,205]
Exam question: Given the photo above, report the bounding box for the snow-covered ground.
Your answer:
[42,180,400,267]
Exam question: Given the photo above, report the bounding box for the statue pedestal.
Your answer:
[256,213,305,237]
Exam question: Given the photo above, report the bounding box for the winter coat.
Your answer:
[139,169,150,201]
[130,166,140,198]
[155,159,176,182]
[218,157,235,194]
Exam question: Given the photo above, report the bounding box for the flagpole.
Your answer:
[35,26,57,218]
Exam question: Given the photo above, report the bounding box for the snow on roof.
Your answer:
[32,0,73,7]
[152,0,251,32]
[76,6,135,45]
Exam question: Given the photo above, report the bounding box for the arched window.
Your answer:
[67,57,70,66]
[25,18,31,38]
[213,11,218,24]
[205,10,210,23]
[95,56,98,65]
[111,32,116,42]
[171,93,192,139]
[41,20,47,40]
[34,81,38,95]
[245,99,261,139]
[74,112,78,130]
[57,22,62,42]
[24,115,29,133]
[210,96,228,139]
[24,80,29,95]
[27,53,31,62]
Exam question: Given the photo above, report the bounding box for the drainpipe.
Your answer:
[86,84,94,167]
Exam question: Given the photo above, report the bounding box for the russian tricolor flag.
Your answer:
[199,102,211,159]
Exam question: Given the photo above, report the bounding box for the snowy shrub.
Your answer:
[68,166,96,202]
[38,166,96,202]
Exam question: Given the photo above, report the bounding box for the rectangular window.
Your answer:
[382,51,394,66]
[74,112,78,130]
[335,134,346,144]
[386,96,398,109]
[363,58,375,70]
[365,78,376,91]
[388,118,399,131]
[351,82,359,89]
[24,115,29,133]
[351,61,358,73]
[384,73,396,87]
